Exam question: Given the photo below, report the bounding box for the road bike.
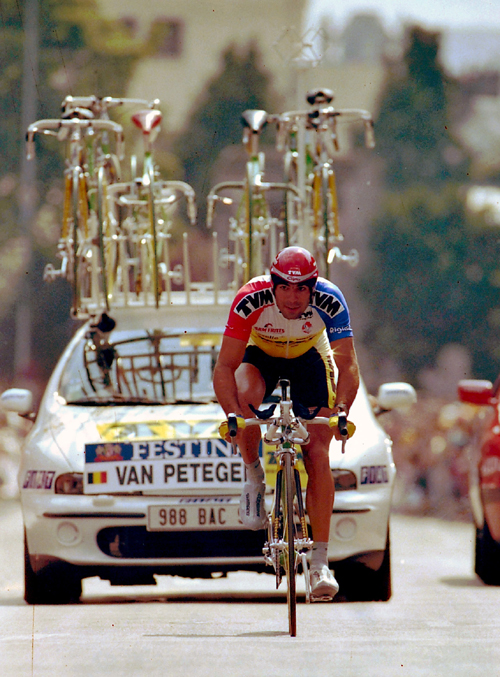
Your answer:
[225,379,350,636]
[106,104,197,309]
[276,88,375,276]
[26,95,164,315]
[207,110,302,288]
[28,96,198,315]
[26,97,126,315]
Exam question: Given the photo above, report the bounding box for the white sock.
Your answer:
[244,459,265,484]
[311,541,329,570]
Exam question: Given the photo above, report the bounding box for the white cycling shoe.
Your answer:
[239,481,267,530]
[310,565,339,601]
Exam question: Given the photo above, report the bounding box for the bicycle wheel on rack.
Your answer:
[283,150,299,247]
[282,451,297,637]
[97,165,112,310]
[144,153,160,307]
[245,160,256,281]
[71,166,88,315]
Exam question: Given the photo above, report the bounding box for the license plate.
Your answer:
[147,503,240,531]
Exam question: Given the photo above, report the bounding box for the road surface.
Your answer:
[0,500,499,676]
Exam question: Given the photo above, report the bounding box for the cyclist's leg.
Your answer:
[301,415,335,542]
[286,348,335,543]
[235,348,280,531]
[234,362,267,530]
[234,361,265,464]
[236,346,280,464]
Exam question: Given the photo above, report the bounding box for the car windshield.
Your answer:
[58,328,222,405]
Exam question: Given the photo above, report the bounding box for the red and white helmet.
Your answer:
[270,246,318,285]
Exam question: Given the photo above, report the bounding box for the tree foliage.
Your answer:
[374,27,468,189]
[360,27,500,382]
[173,44,275,223]
[361,186,500,381]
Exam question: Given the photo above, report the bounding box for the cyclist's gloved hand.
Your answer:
[218,414,246,442]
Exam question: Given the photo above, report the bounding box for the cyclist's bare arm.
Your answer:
[329,336,360,416]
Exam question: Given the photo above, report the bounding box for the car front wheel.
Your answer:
[335,529,392,602]
[24,531,82,605]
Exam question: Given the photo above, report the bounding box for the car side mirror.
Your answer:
[0,388,34,418]
[457,379,495,406]
[375,382,417,414]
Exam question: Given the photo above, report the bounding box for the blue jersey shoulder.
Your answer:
[312,277,353,340]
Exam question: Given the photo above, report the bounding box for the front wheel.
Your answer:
[283,453,297,636]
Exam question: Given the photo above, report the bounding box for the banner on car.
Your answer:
[84,438,246,493]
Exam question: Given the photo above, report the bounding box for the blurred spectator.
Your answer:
[381,395,475,521]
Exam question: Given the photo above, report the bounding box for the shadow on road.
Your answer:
[82,590,301,605]
[440,576,484,588]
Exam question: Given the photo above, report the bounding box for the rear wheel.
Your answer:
[283,453,297,636]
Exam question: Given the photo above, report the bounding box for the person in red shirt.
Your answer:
[213,246,360,600]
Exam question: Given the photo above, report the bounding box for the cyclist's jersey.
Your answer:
[224,275,353,359]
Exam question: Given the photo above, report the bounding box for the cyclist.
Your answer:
[213,246,360,600]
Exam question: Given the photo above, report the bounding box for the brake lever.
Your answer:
[337,412,348,453]
[227,414,239,456]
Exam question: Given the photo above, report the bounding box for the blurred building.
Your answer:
[97,0,307,132]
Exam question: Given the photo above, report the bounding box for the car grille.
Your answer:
[97,526,266,559]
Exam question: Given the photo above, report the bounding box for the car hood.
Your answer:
[40,400,226,471]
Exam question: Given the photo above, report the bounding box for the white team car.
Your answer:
[1,309,415,604]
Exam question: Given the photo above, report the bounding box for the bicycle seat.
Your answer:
[306,88,334,106]
[241,109,268,133]
[131,109,162,134]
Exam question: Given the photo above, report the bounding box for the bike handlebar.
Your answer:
[276,106,375,150]
[26,118,125,160]
[223,409,353,451]
[62,95,160,118]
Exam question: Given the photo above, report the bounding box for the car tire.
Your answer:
[24,531,82,605]
[335,528,392,602]
[475,522,500,585]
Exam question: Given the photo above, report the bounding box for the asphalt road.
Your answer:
[1,500,499,677]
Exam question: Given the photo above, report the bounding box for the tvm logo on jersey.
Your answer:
[235,288,274,318]
[313,290,344,318]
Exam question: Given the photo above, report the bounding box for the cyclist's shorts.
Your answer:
[242,345,336,409]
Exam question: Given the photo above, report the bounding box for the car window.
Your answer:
[58,330,222,405]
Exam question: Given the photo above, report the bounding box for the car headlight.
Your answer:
[332,469,357,491]
[55,473,84,494]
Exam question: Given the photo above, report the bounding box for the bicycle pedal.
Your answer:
[310,593,334,603]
